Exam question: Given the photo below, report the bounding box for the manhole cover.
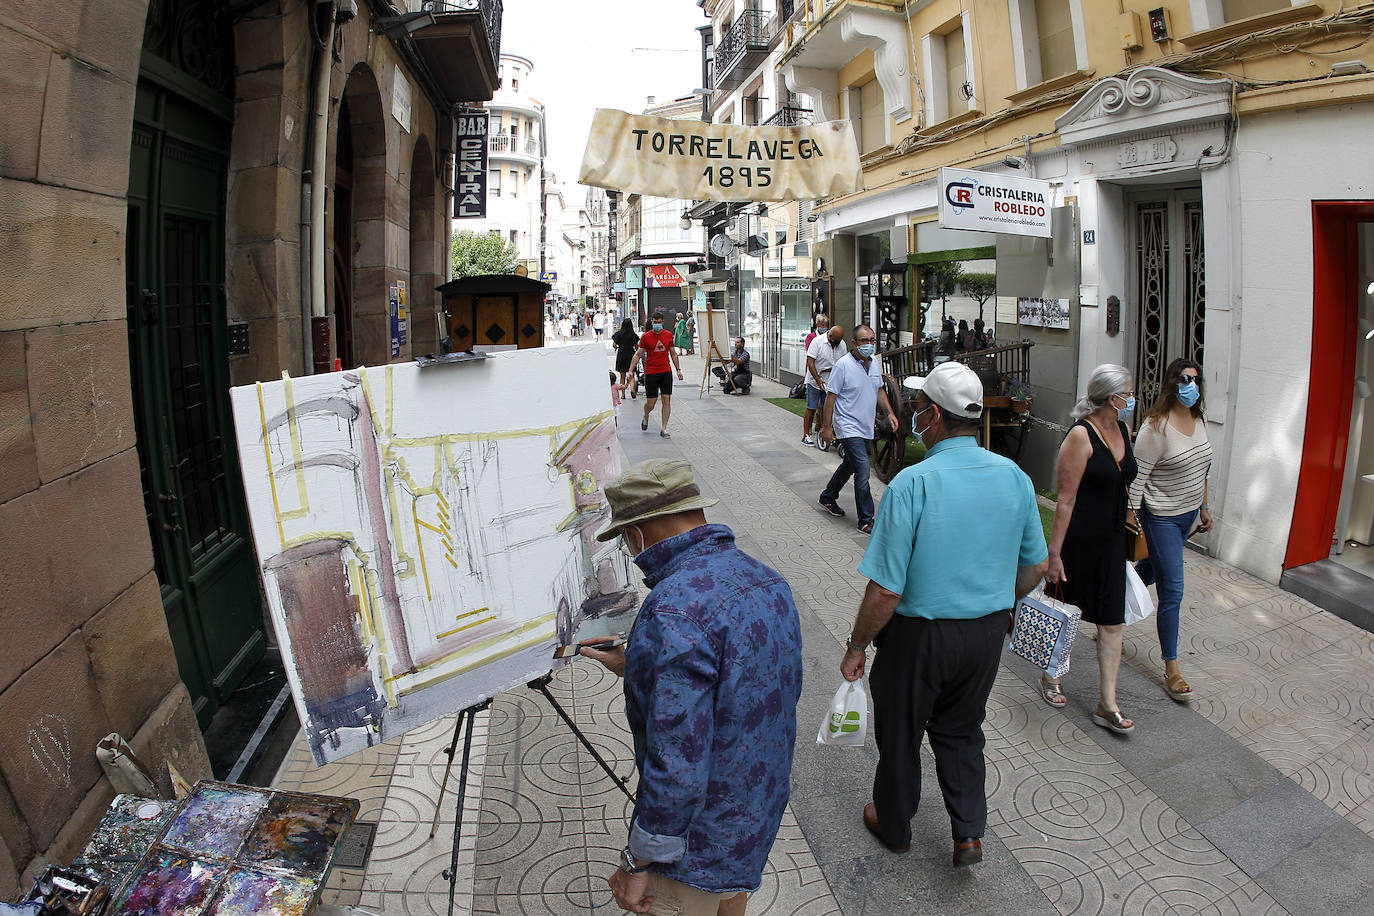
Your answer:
[333,820,377,870]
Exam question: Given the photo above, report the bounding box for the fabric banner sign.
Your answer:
[937,166,1052,238]
[579,109,862,202]
[454,110,489,218]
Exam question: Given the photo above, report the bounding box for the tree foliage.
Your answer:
[451,231,518,278]
[960,272,998,321]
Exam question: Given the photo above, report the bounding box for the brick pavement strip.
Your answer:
[274,350,1374,915]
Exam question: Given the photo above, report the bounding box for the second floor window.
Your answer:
[858,78,884,155]
[944,25,968,120]
[1036,0,1076,82]
[1223,0,1290,22]
[489,169,501,197]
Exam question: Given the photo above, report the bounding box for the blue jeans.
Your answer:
[1133,507,1197,662]
[822,437,874,524]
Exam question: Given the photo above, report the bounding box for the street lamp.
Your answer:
[868,257,908,353]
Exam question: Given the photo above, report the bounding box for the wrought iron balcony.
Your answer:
[411,0,503,102]
[763,106,814,126]
[713,9,774,89]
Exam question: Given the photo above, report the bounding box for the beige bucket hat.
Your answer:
[595,458,719,542]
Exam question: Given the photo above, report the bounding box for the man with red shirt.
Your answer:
[629,311,684,438]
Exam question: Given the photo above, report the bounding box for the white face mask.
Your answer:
[621,524,645,557]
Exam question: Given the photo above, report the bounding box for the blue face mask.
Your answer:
[857,344,876,358]
[652,323,663,332]
[1177,380,1200,408]
[1116,395,1136,422]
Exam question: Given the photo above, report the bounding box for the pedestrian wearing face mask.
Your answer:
[1128,358,1213,703]
[1040,364,1139,733]
[629,311,685,438]
[818,325,899,534]
[580,459,802,916]
[840,362,1047,865]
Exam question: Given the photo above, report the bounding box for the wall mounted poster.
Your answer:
[229,345,636,765]
[1017,297,1071,329]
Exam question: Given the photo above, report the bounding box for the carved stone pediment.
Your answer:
[1055,67,1231,146]
[782,4,912,125]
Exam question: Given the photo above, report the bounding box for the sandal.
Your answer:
[1092,706,1135,733]
[1165,670,1195,702]
[1039,676,1068,708]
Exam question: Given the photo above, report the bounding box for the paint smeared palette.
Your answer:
[75,795,179,889]
[110,781,358,916]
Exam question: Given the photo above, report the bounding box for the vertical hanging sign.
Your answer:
[454,109,489,218]
[389,282,401,358]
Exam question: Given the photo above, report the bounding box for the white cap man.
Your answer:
[902,361,984,423]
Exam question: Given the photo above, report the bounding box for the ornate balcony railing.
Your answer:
[488,134,541,157]
[423,0,502,62]
[763,106,814,126]
[714,9,774,88]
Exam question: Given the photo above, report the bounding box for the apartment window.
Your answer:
[509,230,518,247]
[858,78,885,155]
[1036,0,1076,81]
[511,77,519,91]
[944,26,968,120]
[489,169,501,197]
[510,169,519,197]
[1223,0,1289,20]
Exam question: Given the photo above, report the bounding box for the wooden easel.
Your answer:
[698,300,740,396]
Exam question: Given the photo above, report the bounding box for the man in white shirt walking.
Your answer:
[803,319,846,449]
[819,325,899,534]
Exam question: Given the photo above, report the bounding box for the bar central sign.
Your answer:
[454,110,489,219]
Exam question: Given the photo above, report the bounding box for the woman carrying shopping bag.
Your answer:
[1040,364,1139,733]
[1128,358,1214,702]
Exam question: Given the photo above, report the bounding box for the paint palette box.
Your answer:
[110,781,359,916]
[75,795,179,888]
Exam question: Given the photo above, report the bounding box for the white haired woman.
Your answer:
[1040,364,1139,733]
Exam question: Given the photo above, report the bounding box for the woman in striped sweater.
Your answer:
[1128,358,1214,702]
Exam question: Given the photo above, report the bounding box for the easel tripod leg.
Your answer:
[527,675,635,804]
[433,698,492,916]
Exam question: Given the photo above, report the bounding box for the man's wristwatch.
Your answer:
[620,846,652,875]
[845,636,868,653]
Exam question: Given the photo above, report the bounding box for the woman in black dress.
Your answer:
[1041,364,1139,733]
[611,318,639,395]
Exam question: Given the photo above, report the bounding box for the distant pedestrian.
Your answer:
[558,314,572,343]
[582,458,802,916]
[841,362,1048,866]
[612,318,639,393]
[818,325,898,534]
[594,311,607,338]
[802,319,845,448]
[956,319,972,352]
[686,314,696,355]
[629,311,683,438]
[1040,364,1138,733]
[1129,358,1213,703]
[674,312,691,355]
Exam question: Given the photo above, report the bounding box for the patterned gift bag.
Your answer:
[1008,585,1082,678]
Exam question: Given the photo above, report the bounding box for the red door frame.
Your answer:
[1284,201,1371,569]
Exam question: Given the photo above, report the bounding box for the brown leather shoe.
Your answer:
[952,837,983,867]
[863,803,910,853]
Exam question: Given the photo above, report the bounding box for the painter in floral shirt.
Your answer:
[584,459,802,915]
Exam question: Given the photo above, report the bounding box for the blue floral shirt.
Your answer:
[623,524,802,893]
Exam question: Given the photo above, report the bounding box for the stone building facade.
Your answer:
[0,0,498,892]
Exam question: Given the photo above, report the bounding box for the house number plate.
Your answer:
[1117,136,1178,168]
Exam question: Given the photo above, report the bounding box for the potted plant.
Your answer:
[1009,379,1035,414]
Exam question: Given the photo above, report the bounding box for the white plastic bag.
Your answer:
[1125,562,1155,625]
[816,679,868,747]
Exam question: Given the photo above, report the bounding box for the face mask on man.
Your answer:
[911,403,936,446]
[652,323,663,332]
[621,524,645,557]
[1177,380,1200,408]
[856,343,876,358]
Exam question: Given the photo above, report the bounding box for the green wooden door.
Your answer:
[126,66,264,728]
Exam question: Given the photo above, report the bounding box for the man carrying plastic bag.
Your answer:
[838,364,1048,867]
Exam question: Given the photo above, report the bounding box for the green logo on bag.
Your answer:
[839,711,861,733]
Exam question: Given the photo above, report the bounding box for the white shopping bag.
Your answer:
[1125,562,1155,625]
[816,679,868,747]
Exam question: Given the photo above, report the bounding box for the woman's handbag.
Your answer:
[1008,584,1082,678]
[1125,518,1149,562]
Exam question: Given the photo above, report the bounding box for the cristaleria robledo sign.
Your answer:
[937,166,1053,238]
[579,109,862,202]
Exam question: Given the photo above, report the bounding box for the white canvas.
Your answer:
[228,345,636,765]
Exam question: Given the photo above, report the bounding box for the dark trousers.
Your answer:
[869,610,1009,845]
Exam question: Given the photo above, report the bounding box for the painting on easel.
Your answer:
[229,344,637,765]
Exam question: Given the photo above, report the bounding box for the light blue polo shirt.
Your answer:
[826,352,882,439]
[858,437,1048,619]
